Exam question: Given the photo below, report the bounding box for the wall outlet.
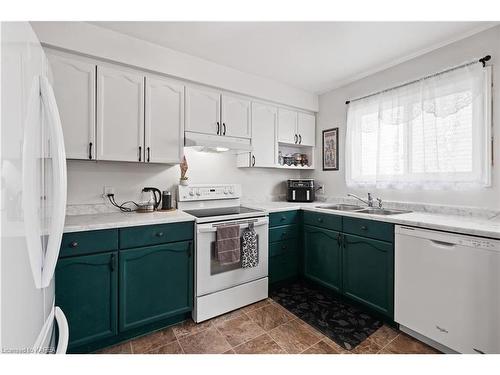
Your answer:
[316,184,325,195]
[103,186,115,197]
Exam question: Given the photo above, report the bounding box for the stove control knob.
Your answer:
[223,188,228,195]
[189,189,194,196]
[196,189,201,196]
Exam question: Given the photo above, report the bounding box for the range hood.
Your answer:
[184,131,253,152]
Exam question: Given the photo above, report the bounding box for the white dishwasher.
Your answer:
[395,225,500,354]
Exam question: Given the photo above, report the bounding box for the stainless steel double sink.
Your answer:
[316,204,411,216]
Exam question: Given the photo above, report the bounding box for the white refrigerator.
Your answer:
[1,22,69,354]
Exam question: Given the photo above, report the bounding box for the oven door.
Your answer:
[196,216,269,296]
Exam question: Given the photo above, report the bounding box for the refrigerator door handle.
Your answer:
[22,79,44,288]
[54,307,69,354]
[39,76,67,288]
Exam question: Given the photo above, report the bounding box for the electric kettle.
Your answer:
[138,187,162,212]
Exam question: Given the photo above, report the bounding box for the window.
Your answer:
[345,63,491,190]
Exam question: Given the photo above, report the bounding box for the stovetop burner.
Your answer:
[183,206,263,219]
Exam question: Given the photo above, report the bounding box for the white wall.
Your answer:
[31,21,318,112]
[304,25,500,210]
[67,148,297,205]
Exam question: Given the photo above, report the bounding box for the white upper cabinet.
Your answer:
[278,108,298,144]
[251,102,277,167]
[221,94,251,139]
[278,107,315,146]
[97,65,145,162]
[145,76,184,164]
[185,86,221,136]
[297,112,316,146]
[46,51,96,160]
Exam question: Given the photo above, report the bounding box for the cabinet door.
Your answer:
[269,240,299,285]
[119,241,193,331]
[46,52,96,160]
[221,94,251,139]
[55,252,118,349]
[145,76,184,163]
[303,225,342,292]
[297,112,316,146]
[278,108,298,144]
[251,102,277,167]
[185,86,221,136]
[343,234,394,317]
[97,65,144,162]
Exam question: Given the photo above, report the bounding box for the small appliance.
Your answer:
[287,179,315,202]
[138,187,161,212]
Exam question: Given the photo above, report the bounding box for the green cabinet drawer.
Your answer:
[269,224,299,243]
[303,225,342,292]
[119,221,194,249]
[269,250,300,285]
[269,239,298,258]
[269,210,299,227]
[303,211,342,231]
[343,217,394,243]
[119,241,193,331]
[55,252,118,348]
[60,229,118,258]
[342,234,394,318]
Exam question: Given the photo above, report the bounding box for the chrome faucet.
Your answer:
[347,193,374,207]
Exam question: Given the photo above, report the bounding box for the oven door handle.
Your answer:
[198,220,268,233]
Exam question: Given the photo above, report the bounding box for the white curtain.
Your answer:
[345,62,491,190]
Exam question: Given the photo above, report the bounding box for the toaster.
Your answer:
[287,179,315,202]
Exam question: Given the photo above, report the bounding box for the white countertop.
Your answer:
[243,201,500,240]
[64,210,195,233]
[63,201,500,240]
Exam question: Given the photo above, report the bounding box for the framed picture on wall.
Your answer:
[322,128,339,171]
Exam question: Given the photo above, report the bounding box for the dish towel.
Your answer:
[241,224,258,268]
[216,224,241,266]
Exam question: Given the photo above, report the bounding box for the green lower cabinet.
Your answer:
[55,251,118,349]
[269,240,299,284]
[119,241,193,331]
[303,225,342,292]
[342,234,394,318]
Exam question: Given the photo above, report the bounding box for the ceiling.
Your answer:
[90,22,496,94]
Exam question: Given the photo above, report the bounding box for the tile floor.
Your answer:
[95,298,440,354]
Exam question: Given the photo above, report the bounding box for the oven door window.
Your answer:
[210,235,259,275]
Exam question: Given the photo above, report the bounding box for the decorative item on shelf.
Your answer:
[322,127,339,171]
[283,154,294,166]
[278,151,284,166]
[293,153,302,166]
[301,153,309,167]
[179,155,189,186]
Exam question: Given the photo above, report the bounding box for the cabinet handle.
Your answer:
[216,122,220,135]
[109,253,117,272]
[252,155,256,167]
[282,245,287,250]
[299,134,302,144]
[281,232,287,238]
[317,218,323,223]
[222,122,226,136]
[138,146,142,162]
[337,233,342,247]
[361,225,368,231]
[294,134,298,144]
[88,142,93,160]
[147,147,150,162]
[156,232,164,237]
[280,216,286,221]
[69,241,78,248]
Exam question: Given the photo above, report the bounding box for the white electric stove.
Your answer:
[177,184,269,322]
